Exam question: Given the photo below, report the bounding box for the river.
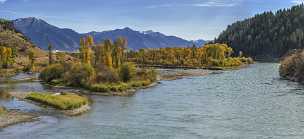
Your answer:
[1,63,304,139]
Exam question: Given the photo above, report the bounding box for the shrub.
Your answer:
[39,64,65,83]
[223,58,242,67]
[119,62,136,82]
[279,50,304,82]
[26,92,89,110]
[207,58,221,67]
[64,63,95,86]
[95,65,119,83]
[136,68,157,82]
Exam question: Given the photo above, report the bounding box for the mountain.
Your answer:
[13,17,206,51]
[215,4,304,60]
[13,17,80,51]
[86,28,204,50]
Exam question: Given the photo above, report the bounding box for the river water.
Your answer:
[1,63,304,139]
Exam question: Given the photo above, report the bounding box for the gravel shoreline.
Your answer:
[157,68,212,80]
[0,110,38,128]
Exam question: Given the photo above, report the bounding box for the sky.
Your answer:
[0,0,302,40]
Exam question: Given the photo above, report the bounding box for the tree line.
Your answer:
[215,4,304,60]
[128,43,252,67]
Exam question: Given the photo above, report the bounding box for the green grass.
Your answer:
[87,82,129,92]
[86,80,153,92]
[25,92,89,110]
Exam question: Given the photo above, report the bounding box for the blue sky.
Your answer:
[0,0,302,40]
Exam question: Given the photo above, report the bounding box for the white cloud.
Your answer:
[146,0,239,9]
[292,0,304,4]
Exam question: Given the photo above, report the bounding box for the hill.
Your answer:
[13,17,206,51]
[215,4,304,60]
[0,19,46,71]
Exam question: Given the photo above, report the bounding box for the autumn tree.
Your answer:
[129,43,245,67]
[0,46,14,68]
[48,43,54,65]
[28,50,35,71]
[103,39,113,69]
[79,36,93,65]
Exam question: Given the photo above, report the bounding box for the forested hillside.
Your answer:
[215,4,304,60]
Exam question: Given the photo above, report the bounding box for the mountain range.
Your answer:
[13,17,206,51]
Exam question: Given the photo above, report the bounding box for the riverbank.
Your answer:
[0,109,38,128]
[157,68,211,80]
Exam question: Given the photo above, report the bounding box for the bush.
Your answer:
[279,50,304,82]
[223,58,242,67]
[207,58,221,67]
[64,63,95,86]
[25,92,89,110]
[39,64,65,83]
[95,65,119,83]
[119,62,136,82]
[136,68,157,82]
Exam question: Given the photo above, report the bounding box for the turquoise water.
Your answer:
[1,63,304,139]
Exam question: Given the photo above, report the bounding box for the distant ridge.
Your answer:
[13,17,206,51]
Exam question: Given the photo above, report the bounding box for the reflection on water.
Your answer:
[1,63,304,139]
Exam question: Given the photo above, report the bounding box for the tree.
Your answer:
[119,62,136,82]
[79,36,93,65]
[48,43,54,65]
[129,43,241,67]
[215,4,304,59]
[0,46,14,68]
[103,39,113,69]
[28,50,35,71]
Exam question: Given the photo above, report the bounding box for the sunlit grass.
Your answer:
[26,92,89,110]
[86,80,152,92]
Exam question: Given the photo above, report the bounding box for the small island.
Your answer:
[39,36,158,96]
[25,92,90,116]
